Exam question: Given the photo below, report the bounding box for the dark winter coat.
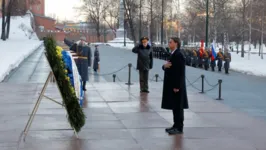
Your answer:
[93,48,100,70]
[88,46,92,67]
[132,44,153,71]
[70,43,89,81]
[161,49,189,110]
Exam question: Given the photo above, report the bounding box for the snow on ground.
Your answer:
[0,14,42,81]
[230,52,266,77]
[108,43,135,50]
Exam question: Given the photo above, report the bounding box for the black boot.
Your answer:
[83,81,87,91]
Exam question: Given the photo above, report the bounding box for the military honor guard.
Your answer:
[70,36,90,91]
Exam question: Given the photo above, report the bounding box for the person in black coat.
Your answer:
[161,37,189,135]
[132,37,153,93]
[93,45,100,72]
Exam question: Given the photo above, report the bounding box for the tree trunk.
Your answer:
[261,1,264,59]
[6,0,13,39]
[213,0,217,43]
[1,0,6,40]
[96,22,100,42]
[150,0,153,42]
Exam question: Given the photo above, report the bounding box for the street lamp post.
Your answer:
[161,0,164,45]
[205,0,209,48]
[139,0,142,39]
[124,19,126,47]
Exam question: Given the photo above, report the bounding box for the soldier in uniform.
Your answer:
[198,49,203,68]
[70,36,90,91]
[191,49,198,68]
[87,43,92,68]
[224,50,231,74]
[216,48,224,72]
[203,49,210,70]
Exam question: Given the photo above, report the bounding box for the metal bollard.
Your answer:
[155,74,159,82]
[216,79,223,100]
[125,63,133,85]
[113,74,116,82]
[200,75,205,93]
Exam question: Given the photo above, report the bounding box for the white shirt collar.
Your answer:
[171,49,177,54]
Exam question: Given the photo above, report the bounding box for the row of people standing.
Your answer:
[183,48,231,74]
[64,37,100,91]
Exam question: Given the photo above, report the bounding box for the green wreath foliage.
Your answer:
[44,36,85,132]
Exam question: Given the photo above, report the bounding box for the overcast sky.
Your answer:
[45,0,82,22]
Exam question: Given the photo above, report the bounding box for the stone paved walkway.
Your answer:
[1,81,266,150]
[1,42,266,150]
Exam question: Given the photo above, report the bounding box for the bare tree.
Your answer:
[124,0,138,44]
[1,0,6,40]
[102,0,119,37]
[79,0,109,41]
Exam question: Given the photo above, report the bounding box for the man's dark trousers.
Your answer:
[173,108,184,132]
[139,70,149,91]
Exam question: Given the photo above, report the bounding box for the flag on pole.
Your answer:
[211,41,217,61]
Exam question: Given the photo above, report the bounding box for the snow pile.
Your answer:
[108,43,135,50]
[230,53,266,77]
[0,14,42,81]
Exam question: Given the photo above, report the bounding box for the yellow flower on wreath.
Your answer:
[65,69,68,74]
[56,46,63,58]
[56,46,63,52]
[70,87,75,94]
[65,76,70,81]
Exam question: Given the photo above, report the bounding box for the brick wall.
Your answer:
[27,0,45,16]
[66,32,115,43]
[34,15,56,30]
[36,30,66,41]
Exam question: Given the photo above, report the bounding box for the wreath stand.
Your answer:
[22,55,79,141]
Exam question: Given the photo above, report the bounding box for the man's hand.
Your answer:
[173,88,179,93]
[164,62,172,68]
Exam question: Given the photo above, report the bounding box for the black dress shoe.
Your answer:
[167,128,183,135]
[165,126,174,132]
[143,90,150,93]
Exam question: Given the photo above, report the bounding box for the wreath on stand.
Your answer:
[44,36,85,132]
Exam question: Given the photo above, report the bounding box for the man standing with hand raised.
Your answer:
[161,37,189,135]
[132,37,153,93]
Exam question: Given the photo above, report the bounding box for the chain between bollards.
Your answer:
[200,74,205,93]
[113,74,116,82]
[216,79,223,100]
[125,63,133,85]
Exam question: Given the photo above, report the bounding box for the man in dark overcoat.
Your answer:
[93,45,100,72]
[132,37,153,93]
[161,37,189,135]
[70,36,89,91]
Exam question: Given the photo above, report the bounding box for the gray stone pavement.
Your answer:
[1,44,266,149]
[1,81,266,150]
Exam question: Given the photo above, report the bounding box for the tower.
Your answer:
[28,0,45,16]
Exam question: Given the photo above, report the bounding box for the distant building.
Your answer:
[0,0,45,16]
[0,0,115,42]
